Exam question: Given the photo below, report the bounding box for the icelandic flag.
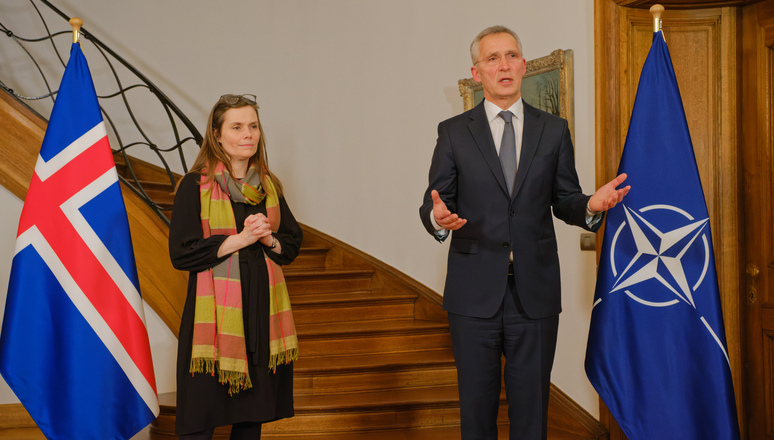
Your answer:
[585,32,740,439]
[0,43,159,439]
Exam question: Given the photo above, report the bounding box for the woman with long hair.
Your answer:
[169,94,302,439]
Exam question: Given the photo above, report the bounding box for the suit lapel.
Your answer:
[512,103,544,198]
[467,102,509,196]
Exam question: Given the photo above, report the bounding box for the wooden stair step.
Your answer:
[260,425,513,440]
[115,169,175,211]
[261,426,469,440]
[113,153,177,185]
[285,269,374,294]
[259,424,579,440]
[125,178,174,190]
[295,349,455,374]
[293,385,465,411]
[291,290,415,305]
[296,318,449,338]
[0,428,47,440]
[154,389,507,436]
[294,350,457,396]
[296,319,452,356]
[259,387,508,434]
[121,178,174,200]
[198,425,510,440]
[153,413,509,440]
[288,246,329,270]
[294,364,457,396]
[291,291,417,324]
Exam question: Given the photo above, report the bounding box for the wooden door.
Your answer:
[741,2,774,438]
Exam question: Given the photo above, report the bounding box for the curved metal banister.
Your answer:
[0,0,203,225]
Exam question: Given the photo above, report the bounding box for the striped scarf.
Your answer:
[192,162,298,395]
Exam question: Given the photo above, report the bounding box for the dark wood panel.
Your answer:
[761,0,774,47]
[741,2,774,437]
[765,331,774,435]
[613,0,760,8]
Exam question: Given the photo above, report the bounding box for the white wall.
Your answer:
[0,0,600,417]
[0,187,25,404]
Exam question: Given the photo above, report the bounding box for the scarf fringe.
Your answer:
[190,357,253,395]
[268,347,299,372]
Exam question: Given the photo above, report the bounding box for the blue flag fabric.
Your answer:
[0,43,159,439]
[585,32,740,440]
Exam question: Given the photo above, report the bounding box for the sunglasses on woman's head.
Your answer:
[219,94,258,106]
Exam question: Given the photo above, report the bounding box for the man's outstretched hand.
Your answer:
[588,173,630,213]
[432,190,467,230]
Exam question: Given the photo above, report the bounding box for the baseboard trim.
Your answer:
[549,384,609,439]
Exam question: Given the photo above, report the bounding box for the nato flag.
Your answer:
[585,32,740,439]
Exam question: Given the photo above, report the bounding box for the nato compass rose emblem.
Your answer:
[598,203,730,364]
[607,203,710,308]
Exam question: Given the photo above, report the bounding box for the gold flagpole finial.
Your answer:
[650,4,664,33]
[69,17,83,44]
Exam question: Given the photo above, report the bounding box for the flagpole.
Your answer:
[69,17,83,43]
[650,4,664,33]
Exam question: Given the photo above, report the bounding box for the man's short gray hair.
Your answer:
[470,25,523,65]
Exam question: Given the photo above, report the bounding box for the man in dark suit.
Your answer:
[419,25,629,440]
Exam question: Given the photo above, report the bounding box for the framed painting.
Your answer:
[458,49,575,143]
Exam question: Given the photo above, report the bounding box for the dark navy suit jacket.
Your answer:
[420,100,601,319]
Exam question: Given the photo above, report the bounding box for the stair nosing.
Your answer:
[296,318,449,338]
[291,291,417,306]
[294,350,456,374]
[284,268,374,277]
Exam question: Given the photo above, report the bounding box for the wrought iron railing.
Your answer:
[0,0,202,225]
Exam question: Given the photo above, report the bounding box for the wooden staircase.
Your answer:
[150,226,510,439]
[151,226,607,439]
[0,88,607,439]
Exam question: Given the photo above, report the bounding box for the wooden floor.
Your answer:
[0,428,46,440]
[0,422,602,439]
[7,423,576,439]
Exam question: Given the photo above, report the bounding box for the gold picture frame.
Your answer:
[458,49,574,142]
